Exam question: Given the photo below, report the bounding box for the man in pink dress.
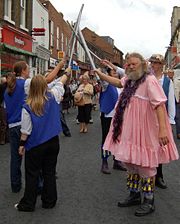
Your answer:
[94,52,179,217]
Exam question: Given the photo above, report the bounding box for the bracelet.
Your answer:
[19,139,26,146]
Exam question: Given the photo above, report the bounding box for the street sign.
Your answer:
[58,51,64,59]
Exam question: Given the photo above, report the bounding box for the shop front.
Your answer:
[0,25,35,76]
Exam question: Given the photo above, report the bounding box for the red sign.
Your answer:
[31,28,45,36]
[2,25,32,52]
[32,28,45,32]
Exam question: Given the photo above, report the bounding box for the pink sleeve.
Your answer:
[147,75,167,109]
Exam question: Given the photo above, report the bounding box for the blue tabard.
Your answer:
[4,79,26,124]
[24,92,62,151]
[162,75,170,111]
[99,84,118,114]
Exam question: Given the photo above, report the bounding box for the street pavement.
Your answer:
[0,107,180,224]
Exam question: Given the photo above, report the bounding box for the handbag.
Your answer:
[74,91,85,106]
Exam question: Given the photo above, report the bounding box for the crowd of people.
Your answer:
[0,52,179,217]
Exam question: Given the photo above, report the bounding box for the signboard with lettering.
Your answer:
[31,28,45,36]
[58,51,64,59]
[2,25,32,52]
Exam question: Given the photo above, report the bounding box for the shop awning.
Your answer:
[1,43,36,57]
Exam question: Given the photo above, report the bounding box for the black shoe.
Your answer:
[42,202,56,209]
[155,177,167,189]
[101,161,111,174]
[63,132,71,137]
[135,198,155,216]
[14,203,34,212]
[117,192,141,207]
[113,160,127,171]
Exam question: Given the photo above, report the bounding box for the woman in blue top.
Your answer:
[14,68,71,212]
[4,60,65,193]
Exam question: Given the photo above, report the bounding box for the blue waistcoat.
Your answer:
[24,92,62,151]
[99,84,118,114]
[4,79,26,124]
[162,76,170,111]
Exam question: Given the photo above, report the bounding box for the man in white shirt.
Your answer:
[167,69,180,139]
[149,54,176,189]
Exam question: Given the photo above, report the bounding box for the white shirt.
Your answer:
[158,75,176,124]
[20,80,64,135]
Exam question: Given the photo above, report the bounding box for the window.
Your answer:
[20,0,25,8]
[41,17,45,46]
[61,32,64,51]
[57,27,60,50]
[20,0,26,27]
[50,20,54,47]
[4,0,14,23]
[65,37,68,48]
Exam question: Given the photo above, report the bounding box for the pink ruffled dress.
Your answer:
[103,75,179,168]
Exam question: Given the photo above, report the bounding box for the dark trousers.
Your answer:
[78,104,92,124]
[100,113,112,160]
[156,164,163,178]
[19,136,60,209]
[9,126,22,191]
[175,102,180,135]
[60,110,71,135]
[0,106,7,144]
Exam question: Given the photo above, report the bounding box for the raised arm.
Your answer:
[45,59,65,83]
[94,68,123,88]
[101,59,117,71]
[60,67,72,85]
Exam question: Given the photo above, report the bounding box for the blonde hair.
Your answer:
[82,71,90,81]
[26,75,48,116]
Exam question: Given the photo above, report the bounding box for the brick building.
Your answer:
[0,0,35,76]
[82,27,123,67]
[39,0,72,69]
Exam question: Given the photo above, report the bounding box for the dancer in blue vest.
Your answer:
[99,62,126,174]
[4,60,65,193]
[149,54,176,189]
[167,69,180,139]
[14,68,71,212]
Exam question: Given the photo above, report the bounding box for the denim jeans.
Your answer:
[9,125,22,192]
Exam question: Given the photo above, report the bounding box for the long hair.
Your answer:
[6,61,28,95]
[6,72,16,95]
[26,75,48,116]
[13,61,27,77]
[112,53,148,142]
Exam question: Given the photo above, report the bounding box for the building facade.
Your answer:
[32,0,50,75]
[165,6,180,69]
[0,0,35,76]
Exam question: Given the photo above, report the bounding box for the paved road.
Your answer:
[0,108,180,224]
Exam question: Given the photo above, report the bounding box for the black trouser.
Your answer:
[156,164,163,178]
[78,104,92,124]
[100,113,112,160]
[60,110,71,135]
[0,106,7,143]
[19,136,60,209]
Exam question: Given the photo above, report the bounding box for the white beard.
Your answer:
[126,68,144,81]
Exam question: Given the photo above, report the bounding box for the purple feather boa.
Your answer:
[112,73,148,142]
